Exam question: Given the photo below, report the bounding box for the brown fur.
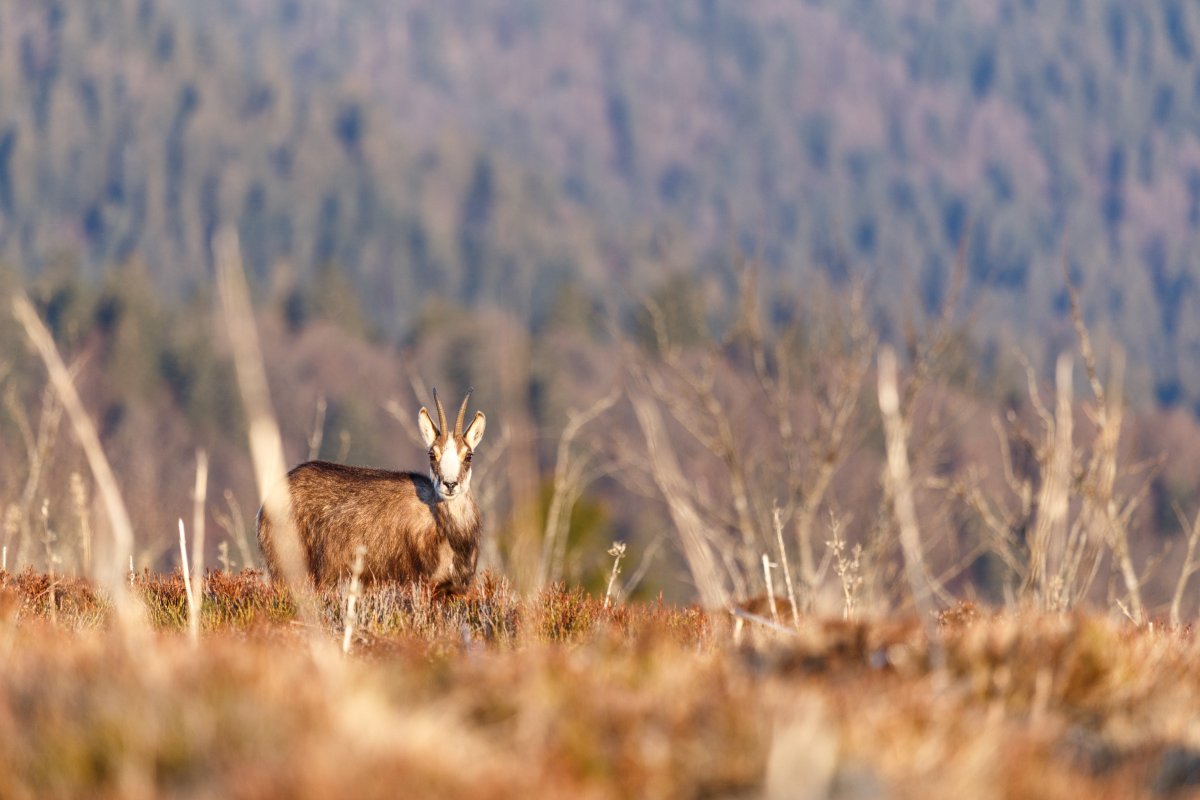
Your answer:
[257,461,481,594]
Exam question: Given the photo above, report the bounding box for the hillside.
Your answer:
[8,2,1200,611]
[4,1,1200,405]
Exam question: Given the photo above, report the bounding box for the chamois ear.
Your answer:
[418,407,440,448]
[464,411,486,449]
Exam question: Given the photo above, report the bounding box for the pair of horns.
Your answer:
[432,388,472,438]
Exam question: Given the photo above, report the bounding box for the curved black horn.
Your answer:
[455,388,473,436]
[432,388,448,438]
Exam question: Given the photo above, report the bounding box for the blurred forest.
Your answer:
[6,0,1200,610]
[6,1,1200,397]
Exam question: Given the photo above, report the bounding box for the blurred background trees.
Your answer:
[5,0,1200,611]
[4,0,1200,399]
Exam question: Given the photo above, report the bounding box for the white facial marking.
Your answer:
[432,441,473,500]
[440,445,461,484]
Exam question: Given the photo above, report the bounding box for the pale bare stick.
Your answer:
[628,389,731,609]
[1170,503,1200,627]
[762,554,779,624]
[40,500,57,625]
[878,347,941,666]
[1023,354,1073,610]
[1060,270,1137,614]
[214,229,323,638]
[307,395,327,461]
[342,544,366,655]
[179,519,197,645]
[69,473,92,575]
[213,490,255,571]
[618,532,664,602]
[773,505,801,628]
[6,384,64,565]
[190,449,209,641]
[539,387,621,587]
[12,293,142,627]
[728,607,799,638]
[604,542,626,608]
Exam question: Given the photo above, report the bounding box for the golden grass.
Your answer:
[1,570,1199,799]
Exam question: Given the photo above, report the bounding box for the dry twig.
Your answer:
[878,347,941,664]
[12,293,142,627]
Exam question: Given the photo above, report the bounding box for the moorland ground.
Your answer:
[1,568,1198,800]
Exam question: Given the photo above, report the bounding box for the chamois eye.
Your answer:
[464,453,473,466]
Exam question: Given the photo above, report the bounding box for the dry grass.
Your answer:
[1,570,1199,799]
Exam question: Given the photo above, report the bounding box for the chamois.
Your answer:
[257,390,486,594]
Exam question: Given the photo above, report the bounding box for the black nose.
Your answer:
[444,481,458,490]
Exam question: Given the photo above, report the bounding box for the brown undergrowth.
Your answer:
[1,570,1199,799]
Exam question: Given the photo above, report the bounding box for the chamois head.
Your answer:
[418,389,486,501]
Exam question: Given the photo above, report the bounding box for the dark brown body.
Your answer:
[257,460,481,594]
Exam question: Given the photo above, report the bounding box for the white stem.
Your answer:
[179,519,197,644]
[216,229,315,626]
[878,347,942,667]
[773,506,800,628]
[342,545,367,655]
[13,293,141,626]
[190,450,208,642]
[604,548,625,608]
[762,554,779,624]
[308,396,327,461]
